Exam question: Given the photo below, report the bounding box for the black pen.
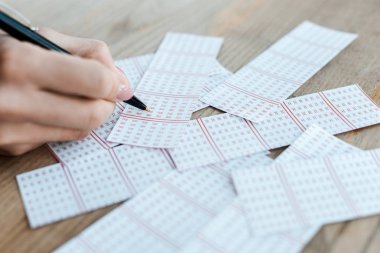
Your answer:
[0,10,150,112]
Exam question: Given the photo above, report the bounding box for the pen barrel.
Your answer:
[0,11,70,54]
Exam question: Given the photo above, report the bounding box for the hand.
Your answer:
[0,28,132,155]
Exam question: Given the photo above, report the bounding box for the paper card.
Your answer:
[49,54,226,164]
[170,84,380,170]
[115,54,154,90]
[274,124,360,163]
[180,199,319,253]
[192,65,232,112]
[201,21,357,122]
[54,153,272,253]
[107,33,223,148]
[232,149,380,235]
[178,125,359,253]
[48,54,154,165]
[16,145,174,228]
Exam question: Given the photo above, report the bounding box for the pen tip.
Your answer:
[145,108,152,112]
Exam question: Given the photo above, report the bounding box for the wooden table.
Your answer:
[1,0,379,252]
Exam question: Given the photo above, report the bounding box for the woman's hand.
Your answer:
[0,28,132,155]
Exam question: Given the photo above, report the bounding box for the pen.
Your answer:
[0,10,150,112]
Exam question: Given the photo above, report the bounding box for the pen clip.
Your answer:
[0,1,38,31]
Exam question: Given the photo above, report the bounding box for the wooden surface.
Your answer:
[0,0,379,252]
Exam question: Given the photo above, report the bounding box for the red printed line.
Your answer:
[121,113,188,124]
[248,65,302,86]
[78,236,100,253]
[61,163,87,212]
[115,102,125,111]
[159,179,216,216]
[91,132,111,150]
[280,103,306,131]
[287,146,310,160]
[121,207,181,250]
[369,151,380,170]
[108,149,137,195]
[208,164,230,179]
[198,234,228,253]
[136,90,198,99]
[160,149,176,169]
[223,81,280,105]
[319,92,356,129]
[203,86,212,93]
[197,118,226,161]
[269,48,319,67]
[324,158,361,217]
[275,165,308,226]
[355,84,380,109]
[46,144,63,163]
[244,119,271,150]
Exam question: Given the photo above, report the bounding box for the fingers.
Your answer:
[0,121,89,145]
[0,121,91,156]
[38,28,116,68]
[38,28,133,99]
[0,85,115,130]
[0,143,42,156]
[0,36,129,101]
[0,34,132,101]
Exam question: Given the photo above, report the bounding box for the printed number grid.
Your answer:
[108,33,223,148]
[54,152,273,253]
[48,54,227,165]
[274,124,360,163]
[115,54,154,90]
[180,200,320,253]
[192,65,232,112]
[48,54,154,165]
[16,145,174,228]
[170,84,380,170]
[178,124,359,253]
[201,21,357,122]
[232,149,380,235]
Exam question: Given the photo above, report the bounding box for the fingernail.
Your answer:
[116,84,132,101]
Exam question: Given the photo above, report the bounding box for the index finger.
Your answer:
[14,40,132,101]
[38,28,130,86]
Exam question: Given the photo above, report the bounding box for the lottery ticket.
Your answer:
[54,153,272,253]
[201,21,357,122]
[179,125,360,253]
[108,33,223,148]
[232,149,380,234]
[170,84,380,170]
[17,145,174,228]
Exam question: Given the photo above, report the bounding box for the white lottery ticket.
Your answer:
[54,153,272,253]
[201,21,357,122]
[108,33,223,148]
[180,199,319,253]
[232,148,380,235]
[115,54,154,90]
[49,54,226,165]
[274,124,360,163]
[192,65,232,112]
[178,125,360,253]
[170,84,380,170]
[17,145,174,228]
[48,54,154,165]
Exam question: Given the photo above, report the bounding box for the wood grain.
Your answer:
[0,0,379,252]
